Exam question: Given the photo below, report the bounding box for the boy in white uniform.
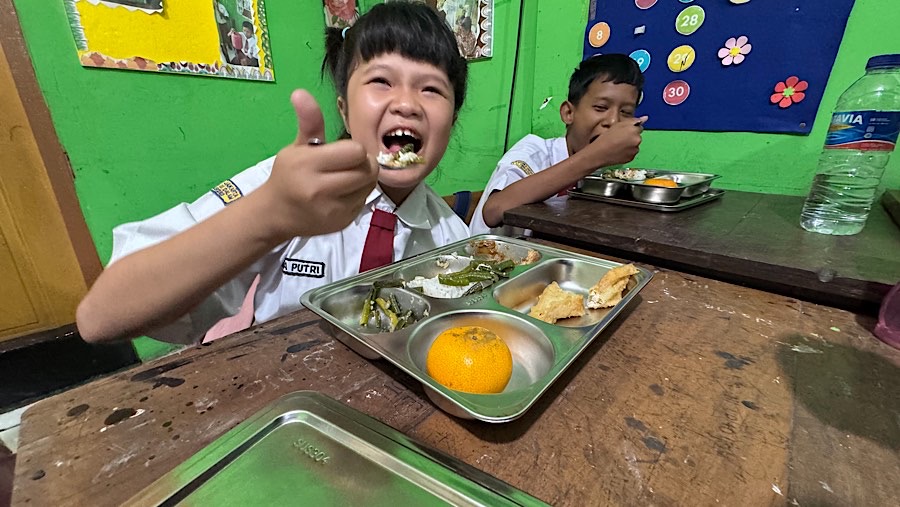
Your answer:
[77,3,470,345]
[470,54,648,236]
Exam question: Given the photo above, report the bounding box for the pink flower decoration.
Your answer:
[718,36,751,66]
[770,76,808,108]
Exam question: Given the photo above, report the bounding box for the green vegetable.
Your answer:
[375,297,399,332]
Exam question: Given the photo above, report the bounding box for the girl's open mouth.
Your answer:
[378,128,425,168]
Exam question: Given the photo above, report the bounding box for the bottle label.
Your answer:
[824,110,900,151]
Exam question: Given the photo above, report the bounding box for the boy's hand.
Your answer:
[261,90,378,241]
[586,115,649,168]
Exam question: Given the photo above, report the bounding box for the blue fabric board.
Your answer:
[582,0,856,134]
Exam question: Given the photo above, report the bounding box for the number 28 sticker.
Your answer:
[676,5,705,36]
[663,80,690,106]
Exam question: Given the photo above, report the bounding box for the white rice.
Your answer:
[404,255,476,298]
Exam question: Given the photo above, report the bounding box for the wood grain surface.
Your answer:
[12,243,900,507]
[503,191,900,313]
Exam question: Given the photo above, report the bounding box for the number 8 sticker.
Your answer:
[663,80,690,106]
[588,22,611,48]
[675,5,705,36]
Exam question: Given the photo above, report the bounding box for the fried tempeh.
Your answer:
[587,263,639,309]
[528,281,585,324]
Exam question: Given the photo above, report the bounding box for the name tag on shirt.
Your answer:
[282,258,325,278]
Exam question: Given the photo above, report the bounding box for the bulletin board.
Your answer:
[582,0,856,134]
[64,0,274,81]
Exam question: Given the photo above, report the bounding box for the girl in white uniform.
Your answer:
[77,2,470,345]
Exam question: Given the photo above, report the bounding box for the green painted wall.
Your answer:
[13,0,897,359]
[509,0,900,195]
[13,0,519,360]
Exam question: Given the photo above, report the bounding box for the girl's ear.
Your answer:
[337,96,350,133]
[560,100,575,126]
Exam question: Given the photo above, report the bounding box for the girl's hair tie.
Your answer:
[342,26,349,39]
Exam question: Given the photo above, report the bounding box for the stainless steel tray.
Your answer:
[569,188,725,212]
[301,235,652,423]
[124,392,546,506]
[579,169,721,203]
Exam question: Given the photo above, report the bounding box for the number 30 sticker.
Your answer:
[663,80,690,106]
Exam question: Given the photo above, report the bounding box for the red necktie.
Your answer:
[359,209,397,272]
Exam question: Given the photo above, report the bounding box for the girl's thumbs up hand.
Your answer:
[258,90,378,242]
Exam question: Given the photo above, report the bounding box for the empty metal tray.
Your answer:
[301,235,652,423]
[124,392,546,506]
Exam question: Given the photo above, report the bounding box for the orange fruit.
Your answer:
[426,326,513,394]
[644,178,678,188]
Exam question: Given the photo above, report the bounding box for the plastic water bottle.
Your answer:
[800,54,900,235]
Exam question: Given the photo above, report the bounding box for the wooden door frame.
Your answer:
[0,0,101,286]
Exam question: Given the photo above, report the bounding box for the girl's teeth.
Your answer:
[388,128,418,138]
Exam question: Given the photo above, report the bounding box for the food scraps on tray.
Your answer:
[406,258,516,298]
[529,282,586,324]
[602,168,647,181]
[359,280,424,332]
[529,263,639,324]
[588,263,639,309]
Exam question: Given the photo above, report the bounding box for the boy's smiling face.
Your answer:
[338,53,456,204]
[561,79,640,156]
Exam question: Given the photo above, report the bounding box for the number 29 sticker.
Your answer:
[667,45,696,72]
[629,49,651,73]
[663,80,690,106]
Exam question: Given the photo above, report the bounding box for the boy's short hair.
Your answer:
[567,54,643,105]
[242,21,253,31]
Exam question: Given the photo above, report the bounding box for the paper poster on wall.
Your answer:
[323,0,359,28]
[64,0,274,81]
[383,0,492,60]
[87,0,162,13]
[582,0,856,134]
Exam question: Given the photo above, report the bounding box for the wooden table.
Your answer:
[504,190,900,313]
[12,242,900,507]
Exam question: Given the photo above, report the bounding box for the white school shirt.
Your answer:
[469,134,570,236]
[109,156,469,344]
[243,34,259,61]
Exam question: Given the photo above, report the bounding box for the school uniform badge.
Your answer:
[511,160,535,176]
[211,179,243,205]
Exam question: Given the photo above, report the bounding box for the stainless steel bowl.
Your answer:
[408,310,556,419]
[630,183,686,204]
[664,172,720,197]
[577,176,626,197]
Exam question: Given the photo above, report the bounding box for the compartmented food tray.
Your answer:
[301,235,653,423]
[569,188,725,212]
[578,169,721,205]
[124,392,546,506]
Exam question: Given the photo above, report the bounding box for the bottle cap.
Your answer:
[866,54,900,70]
